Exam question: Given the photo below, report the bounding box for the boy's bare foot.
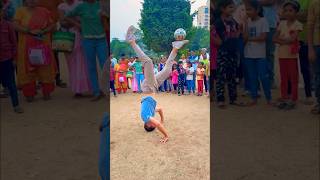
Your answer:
[126,25,137,43]
[160,137,169,143]
[172,40,189,49]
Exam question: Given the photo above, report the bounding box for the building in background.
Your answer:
[196,0,210,29]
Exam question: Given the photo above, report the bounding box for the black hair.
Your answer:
[283,0,300,12]
[199,62,204,66]
[144,124,155,132]
[213,0,234,19]
[247,0,264,17]
[172,64,176,71]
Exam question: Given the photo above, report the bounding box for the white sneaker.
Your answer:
[172,40,189,49]
[126,25,137,43]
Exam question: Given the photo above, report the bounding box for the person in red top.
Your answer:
[0,4,23,113]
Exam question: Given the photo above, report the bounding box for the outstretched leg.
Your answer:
[155,41,189,86]
[126,26,188,93]
[126,26,157,93]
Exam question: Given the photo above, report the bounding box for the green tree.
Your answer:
[110,38,135,58]
[187,27,210,51]
[140,0,193,53]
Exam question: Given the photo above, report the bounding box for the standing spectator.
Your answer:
[65,0,108,101]
[186,62,195,95]
[37,0,67,88]
[58,0,91,98]
[131,57,144,93]
[189,50,199,88]
[200,53,209,94]
[243,0,272,106]
[0,3,23,113]
[273,0,303,110]
[214,0,241,108]
[297,0,313,104]
[110,61,116,97]
[13,0,57,102]
[308,0,320,114]
[197,62,205,96]
[177,61,186,96]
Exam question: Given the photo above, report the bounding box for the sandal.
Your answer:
[245,100,257,107]
[229,101,246,107]
[217,102,226,109]
[284,102,296,110]
[57,81,67,88]
[277,102,287,109]
[311,105,320,115]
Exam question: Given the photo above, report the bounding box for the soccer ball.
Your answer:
[174,28,186,41]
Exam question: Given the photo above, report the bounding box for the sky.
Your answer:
[110,0,208,40]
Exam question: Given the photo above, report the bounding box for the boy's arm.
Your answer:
[149,118,169,141]
[156,107,164,123]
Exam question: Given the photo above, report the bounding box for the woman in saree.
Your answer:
[58,0,91,98]
[13,0,57,102]
[37,0,67,88]
[114,57,129,94]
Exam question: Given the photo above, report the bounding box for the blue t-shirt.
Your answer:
[189,55,198,70]
[261,3,277,28]
[140,96,157,123]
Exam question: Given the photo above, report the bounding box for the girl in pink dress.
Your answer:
[131,70,138,93]
[58,0,91,97]
[171,64,179,94]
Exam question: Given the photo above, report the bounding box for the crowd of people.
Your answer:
[110,48,210,97]
[0,0,109,114]
[211,0,319,114]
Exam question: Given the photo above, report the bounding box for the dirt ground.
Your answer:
[110,93,210,180]
[1,58,107,180]
[211,90,320,180]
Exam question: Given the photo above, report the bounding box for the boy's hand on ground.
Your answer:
[160,136,169,144]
